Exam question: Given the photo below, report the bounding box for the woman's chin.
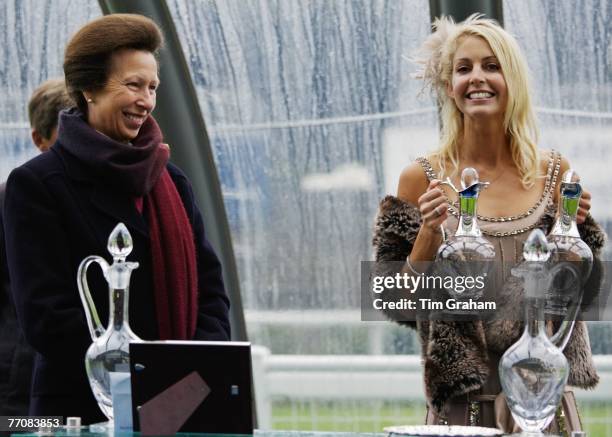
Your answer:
[464,108,504,121]
[120,128,141,143]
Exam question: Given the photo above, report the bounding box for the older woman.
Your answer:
[373,15,605,433]
[3,14,230,423]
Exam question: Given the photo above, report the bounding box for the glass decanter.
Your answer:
[77,223,141,423]
[436,168,495,301]
[546,169,593,319]
[499,229,569,435]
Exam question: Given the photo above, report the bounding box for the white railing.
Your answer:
[251,346,612,429]
[246,310,392,355]
[246,309,612,428]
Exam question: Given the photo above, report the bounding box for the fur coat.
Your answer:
[372,195,606,415]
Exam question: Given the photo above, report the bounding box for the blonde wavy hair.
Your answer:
[414,14,539,187]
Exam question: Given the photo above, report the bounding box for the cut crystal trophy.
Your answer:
[436,168,495,301]
[546,169,593,319]
[499,229,571,435]
[77,223,142,425]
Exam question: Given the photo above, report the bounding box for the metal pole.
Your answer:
[429,0,503,25]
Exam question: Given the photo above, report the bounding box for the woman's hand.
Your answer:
[577,189,591,225]
[418,179,448,233]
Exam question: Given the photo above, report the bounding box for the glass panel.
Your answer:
[503,0,612,256]
[504,2,612,434]
[168,1,435,428]
[0,0,101,180]
[167,0,435,347]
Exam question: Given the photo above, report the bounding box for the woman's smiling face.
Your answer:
[85,48,159,143]
[447,36,508,122]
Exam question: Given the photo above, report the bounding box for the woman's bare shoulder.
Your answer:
[397,161,430,206]
[539,148,572,203]
[539,148,569,162]
[558,154,571,175]
[538,148,554,161]
[538,148,571,173]
[538,149,559,175]
[539,149,552,160]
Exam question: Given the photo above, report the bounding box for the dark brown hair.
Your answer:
[63,14,163,115]
[28,78,73,139]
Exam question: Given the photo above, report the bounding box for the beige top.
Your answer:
[416,151,561,269]
[417,151,562,348]
[416,152,576,432]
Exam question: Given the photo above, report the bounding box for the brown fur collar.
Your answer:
[373,195,606,414]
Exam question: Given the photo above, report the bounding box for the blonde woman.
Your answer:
[373,14,605,433]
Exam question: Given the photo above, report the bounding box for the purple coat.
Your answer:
[3,142,230,423]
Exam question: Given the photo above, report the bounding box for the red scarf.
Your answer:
[58,109,198,339]
[145,170,198,339]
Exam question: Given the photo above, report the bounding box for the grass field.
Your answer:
[270,400,612,436]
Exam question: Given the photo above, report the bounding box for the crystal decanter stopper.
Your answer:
[436,168,495,301]
[546,169,593,319]
[499,229,569,435]
[77,223,141,422]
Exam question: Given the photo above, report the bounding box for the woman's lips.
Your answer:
[122,112,146,129]
[466,91,495,100]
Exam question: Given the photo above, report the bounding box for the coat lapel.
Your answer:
[90,186,149,239]
[54,145,150,244]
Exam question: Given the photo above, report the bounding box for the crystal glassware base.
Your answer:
[88,421,113,434]
[77,223,142,421]
[500,230,571,437]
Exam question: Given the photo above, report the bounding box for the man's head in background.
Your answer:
[28,78,73,152]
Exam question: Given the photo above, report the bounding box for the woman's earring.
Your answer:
[86,97,93,103]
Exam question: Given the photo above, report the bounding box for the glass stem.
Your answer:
[551,186,581,238]
[109,287,130,331]
[525,297,546,337]
[456,192,481,237]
